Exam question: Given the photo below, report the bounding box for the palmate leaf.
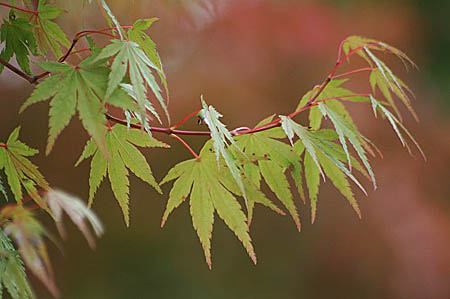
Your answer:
[318,102,377,188]
[0,127,49,208]
[75,125,169,226]
[20,56,137,156]
[297,79,368,130]
[199,97,246,201]
[93,38,169,124]
[0,16,38,75]
[2,207,58,297]
[369,96,425,159]
[280,117,367,222]
[234,118,303,231]
[128,18,170,103]
[27,0,70,57]
[0,230,35,299]
[342,36,418,122]
[160,144,256,269]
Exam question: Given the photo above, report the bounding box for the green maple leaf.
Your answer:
[0,16,38,75]
[0,127,49,208]
[233,116,304,231]
[93,38,169,124]
[0,230,35,299]
[160,144,256,268]
[20,56,137,156]
[369,96,425,159]
[317,102,376,188]
[199,97,246,201]
[297,79,367,130]
[280,117,368,222]
[128,18,169,102]
[342,36,418,122]
[75,125,169,226]
[28,0,70,57]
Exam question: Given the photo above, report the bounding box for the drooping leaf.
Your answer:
[369,96,425,160]
[199,97,246,200]
[160,145,256,268]
[234,122,303,231]
[317,103,376,188]
[75,125,169,226]
[46,189,104,249]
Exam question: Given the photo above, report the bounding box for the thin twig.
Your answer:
[171,134,200,159]
[0,57,36,84]
[0,3,38,15]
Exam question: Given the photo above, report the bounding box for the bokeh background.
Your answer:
[1,0,450,298]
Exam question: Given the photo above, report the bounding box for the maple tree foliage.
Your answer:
[0,0,424,297]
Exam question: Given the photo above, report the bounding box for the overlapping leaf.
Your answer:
[342,36,417,121]
[20,56,137,155]
[28,0,70,57]
[233,117,304,230]
[128,18,169,102]
[297,79,368,130]
[198,98,246,200]
[160,144,256,269]
[75,125,169,226]
[93,37,169,125]
[280,117,367,223]
[0,15,38,75]
[0,230,35,299]
[0,127,49,208]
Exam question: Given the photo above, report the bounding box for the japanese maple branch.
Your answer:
[0,57,36,83]
[0,3,38,15]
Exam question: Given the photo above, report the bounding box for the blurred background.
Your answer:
[1,0,450,298]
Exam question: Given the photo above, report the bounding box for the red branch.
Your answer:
[0,35,375,141]
[171,109,202,130]
[332,67,375,79]
[0,3,38,15]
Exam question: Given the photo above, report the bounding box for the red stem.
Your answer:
[332,67,375,79]
[171,134,200,159]
[171,109,202,130]
[0,3,38,15]
[75,30,119,39]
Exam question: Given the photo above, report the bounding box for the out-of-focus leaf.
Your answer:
[0,230,35,299]
[2,207,58,297]
[46,189,104,249]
